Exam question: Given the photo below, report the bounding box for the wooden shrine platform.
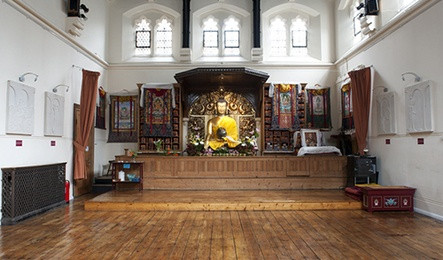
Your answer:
[84,190,361,211]
[115,155,348,190]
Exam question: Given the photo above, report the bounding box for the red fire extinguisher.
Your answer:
[65,180,70,203]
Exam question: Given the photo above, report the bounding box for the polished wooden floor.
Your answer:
[1,194,443,259]
[84,190,362,211]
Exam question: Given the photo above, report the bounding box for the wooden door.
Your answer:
[73,103,95,197]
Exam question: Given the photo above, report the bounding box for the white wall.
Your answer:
[21,0,110,60]
[0,0,109,215]
[336,1,443,218]
[334,0,423,59]
[262,0,336,63]
[107,0,181,63]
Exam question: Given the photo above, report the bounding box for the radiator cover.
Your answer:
[2,163,66,225]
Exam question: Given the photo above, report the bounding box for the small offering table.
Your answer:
[361,186,416,212]
[112,161,144,191]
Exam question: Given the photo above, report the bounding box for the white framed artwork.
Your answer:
[6,80,35,135]
[44,92,65,137]
[300,129,321,147]
[405,80,433,133]
[376,92,396,135]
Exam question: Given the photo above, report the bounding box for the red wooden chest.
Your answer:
[361,186,416,212]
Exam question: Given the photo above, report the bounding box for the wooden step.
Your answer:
[94,176,113,184]
[91,184,113,194]
[84,190,362,211]
[143,177,347,190]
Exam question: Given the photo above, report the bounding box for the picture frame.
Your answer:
[293,131,302,148]
[301,129,321,147]
[95,86,106,129]
[341,83,354,130]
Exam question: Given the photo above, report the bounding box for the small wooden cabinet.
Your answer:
[112,161,144,191]
[347,155,378,186]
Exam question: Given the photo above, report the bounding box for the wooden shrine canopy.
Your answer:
[174,67,269,116]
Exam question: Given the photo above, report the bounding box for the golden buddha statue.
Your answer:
[204,99,241,150]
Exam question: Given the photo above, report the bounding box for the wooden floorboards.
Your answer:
[1,194,443,259]
[84,190,362,211]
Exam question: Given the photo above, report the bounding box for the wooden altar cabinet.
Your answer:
[115,155,347,190]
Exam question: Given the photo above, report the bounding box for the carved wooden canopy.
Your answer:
[174,67,269,117]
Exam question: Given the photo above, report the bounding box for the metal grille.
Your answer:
[2,163,66,225]
[203,30,219,48]
[224,30,240,48]
[156,29,172,55]
[291,29,307,48]
[136,30,151,48]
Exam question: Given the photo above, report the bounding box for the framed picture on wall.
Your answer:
[301,129,321,147]
[341,83,354,130]
[95,86,106,129]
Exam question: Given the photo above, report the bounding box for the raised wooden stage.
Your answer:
[115,155,348,190]
[85,190,361,211]
[86,155,354,211]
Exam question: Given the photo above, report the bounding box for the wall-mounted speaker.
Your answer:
[365,0,379,15]
[67,0,80,17]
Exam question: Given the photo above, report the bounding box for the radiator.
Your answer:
[2,163,66,225]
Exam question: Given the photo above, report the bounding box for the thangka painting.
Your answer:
[341,83,354,130]
[271,84,300,131]
[140,88,173,137]
[95,86,106,129]
[108,95,138,142]
[306,88,331,129]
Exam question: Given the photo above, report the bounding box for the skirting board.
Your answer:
[414,208,443,222]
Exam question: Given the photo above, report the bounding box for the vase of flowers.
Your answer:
[185,133,205,156]
[154,139,163,153]
[127,150,138,161]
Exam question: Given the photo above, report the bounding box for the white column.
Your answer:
[255,117,261,153]
[182,117,189,150]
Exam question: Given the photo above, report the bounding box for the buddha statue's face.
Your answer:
[216,101,227,115]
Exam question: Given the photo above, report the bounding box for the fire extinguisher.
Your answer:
[65,180,70,203]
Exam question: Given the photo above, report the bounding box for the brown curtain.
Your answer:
[74,70,101,180]
[348,67,371,155]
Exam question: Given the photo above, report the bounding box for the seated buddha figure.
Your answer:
[204,99,241,150]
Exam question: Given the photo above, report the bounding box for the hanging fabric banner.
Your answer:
[141,88,173,137]
[108,95,138,142]
[271,83,300,131]
[95,86,106,129]
[306,88,331,129]
[341,83,354,130]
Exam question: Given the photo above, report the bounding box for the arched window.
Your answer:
[203,17,219,56]
[270,17,287,56]
[155,18,172,56]
[223,17,240,56]
[290,17,308,55]
[135,17,151,56]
